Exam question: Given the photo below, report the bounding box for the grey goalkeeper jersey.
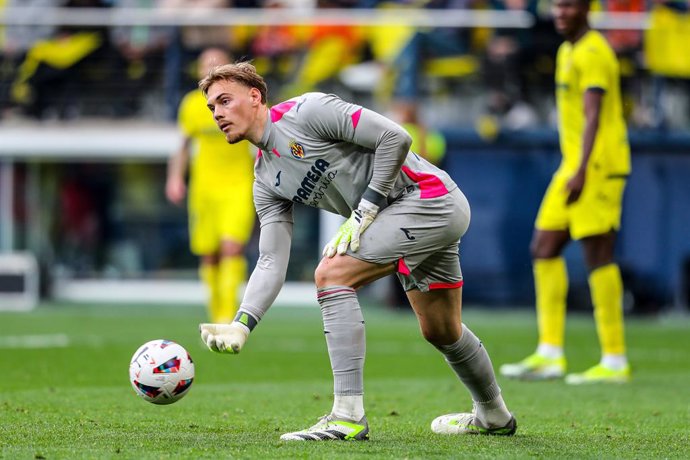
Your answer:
[239,92,458,321]
[252,92,457,224]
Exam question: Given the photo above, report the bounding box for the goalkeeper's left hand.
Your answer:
[323,198,379,258]
[199,322,249,354]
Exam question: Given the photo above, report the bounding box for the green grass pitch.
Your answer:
[1,302,688,459]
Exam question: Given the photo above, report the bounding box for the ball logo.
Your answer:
[289,140,305,159]
[153,357,181,374]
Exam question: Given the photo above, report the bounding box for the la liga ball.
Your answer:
[129,339,194,405]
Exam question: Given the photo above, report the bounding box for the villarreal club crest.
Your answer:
[289,140,305,160]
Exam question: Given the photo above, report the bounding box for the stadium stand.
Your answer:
[0,3,689,311]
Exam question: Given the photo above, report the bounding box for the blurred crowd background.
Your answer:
[2,0,690,128]
[1,0,689,312]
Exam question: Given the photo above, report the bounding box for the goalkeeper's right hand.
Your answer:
[199,322,249,354]
[322,198,379,258]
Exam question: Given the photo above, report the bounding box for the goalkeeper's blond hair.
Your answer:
[199,61,268,104]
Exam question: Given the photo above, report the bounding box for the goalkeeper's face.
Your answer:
[206,80,264,145]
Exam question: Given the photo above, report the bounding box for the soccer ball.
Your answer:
[129,339,195,405]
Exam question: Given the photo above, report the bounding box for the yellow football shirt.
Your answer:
[555,30,630,176]
[178,89,254,200]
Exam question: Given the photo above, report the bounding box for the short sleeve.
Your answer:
[577,46,610,93]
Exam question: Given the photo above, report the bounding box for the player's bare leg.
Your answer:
[280,255,394,441]
[407,288,516,435]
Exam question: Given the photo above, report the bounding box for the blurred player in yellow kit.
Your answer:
[500,0,631,384]
[166,48,255,323]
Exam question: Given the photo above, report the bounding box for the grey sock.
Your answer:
[434,324,501,403]
[317,286,365,396]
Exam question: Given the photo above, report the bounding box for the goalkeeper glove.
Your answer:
[323,198,379,258]
[199,322,249,354]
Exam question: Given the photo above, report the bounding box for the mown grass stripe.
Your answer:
[0,334,69,349]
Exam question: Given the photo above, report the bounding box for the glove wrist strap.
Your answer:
[361,187,387,210]
[233,310,258,331]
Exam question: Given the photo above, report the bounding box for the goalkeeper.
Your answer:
[199,62,516,441]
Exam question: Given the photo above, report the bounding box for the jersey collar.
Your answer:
[255,112,275,152]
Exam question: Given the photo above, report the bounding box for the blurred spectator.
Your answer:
[248,0,309,100]
[604,0,645,54]
[279,0,366,99]
[160,0,254,118]
[482,0,553,126]
[596,0,646,130]
[391,100,447,166]
[54,164,115,276]
[501,93,539,130]
[0,0,60,118]
[8,0,112,119]
[241,0,365,101]
[338,1,483,105]
[478,89,539,138]
[387,1,477,102]
[483,0,528,108]
[110,0,175,117]
[162,0,235,51]
[0,0,671,128]
[645,1,690,78]
[643,0,690,129]
[512,0,561,117]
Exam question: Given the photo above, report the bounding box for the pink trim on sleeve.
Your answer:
[401,166,449,199]
[351,108,362,129]
[270,101,297,122]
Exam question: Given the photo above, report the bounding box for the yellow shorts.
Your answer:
[188,184,255,255]
[535,169,627,240]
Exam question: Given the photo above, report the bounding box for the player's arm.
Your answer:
[240,220,292,321]
[567,88,604,205]
[348,107,412,208]
[303,94,412,256]
[200,182,294,354]
[567,47,610,205]
[199,220,292,353]
[165,137,191,205]
[304,94,412,207]
[330,104,412,255]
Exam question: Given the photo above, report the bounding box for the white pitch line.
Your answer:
[0,334,69,349]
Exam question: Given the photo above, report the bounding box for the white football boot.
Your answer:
[280,414,369,441]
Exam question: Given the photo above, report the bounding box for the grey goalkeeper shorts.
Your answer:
[348,187,470,292]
